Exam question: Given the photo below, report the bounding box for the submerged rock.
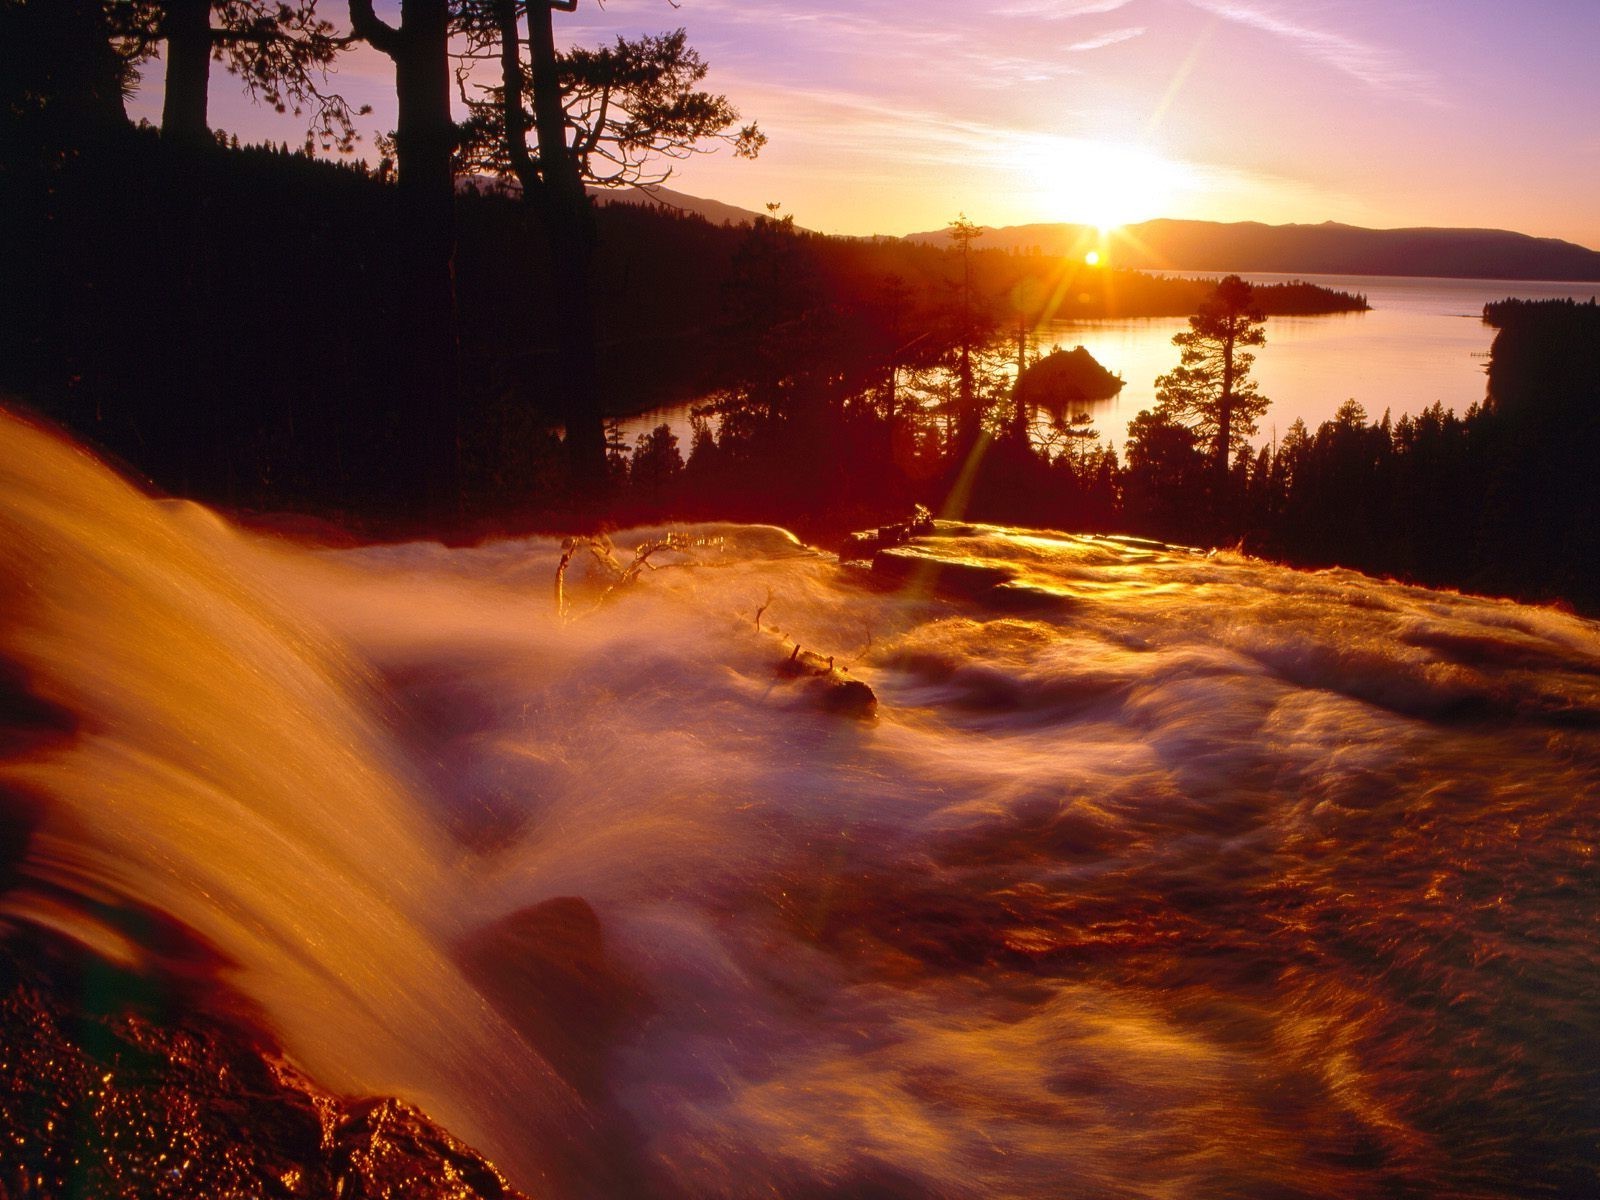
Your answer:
[838,506,939,563]
[459,896,648,1101]
[0,933,528,1200]
[775,643,878,718]
[870,545,1020,597]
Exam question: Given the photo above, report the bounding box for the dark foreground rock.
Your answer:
[0,935,529,1200]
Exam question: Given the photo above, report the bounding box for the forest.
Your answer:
[1,0,1595,611]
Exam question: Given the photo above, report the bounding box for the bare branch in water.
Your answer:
[555,537,577,620]
[845,627,874,670]
[555,531,725,623]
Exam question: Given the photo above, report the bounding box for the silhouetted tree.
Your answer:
[1476,297,1600,604]
[946,213,985,445]
[347,0,460,514]
[0,0,138,148]
[348,0,453,212]
[1154,274,1269,487]
[456,2,762,490]
[1123,408,1205,540]
[100,1,360,147]
[629,421,683,498]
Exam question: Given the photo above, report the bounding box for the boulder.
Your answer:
[0,933,528,1200]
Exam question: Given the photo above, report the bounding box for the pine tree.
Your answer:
[1153,274,1269,484]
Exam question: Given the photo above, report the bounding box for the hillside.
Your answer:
[903,218,1600,282]
[589,183,774,228]
[590,190,1600,281]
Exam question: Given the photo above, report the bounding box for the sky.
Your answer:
[127,0,1600,247]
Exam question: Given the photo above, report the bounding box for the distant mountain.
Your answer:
[588,183,775,228]
[903,219,1600,282]
[460,175,774,228]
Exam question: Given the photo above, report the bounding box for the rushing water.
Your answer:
[618,274,1600,452]
[2,410,1598,1197]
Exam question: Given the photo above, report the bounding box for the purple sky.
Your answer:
[128,0,1600,246]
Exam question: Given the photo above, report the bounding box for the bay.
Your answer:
[616,274,1600,452]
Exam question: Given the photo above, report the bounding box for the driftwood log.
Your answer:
[774,643,877,718]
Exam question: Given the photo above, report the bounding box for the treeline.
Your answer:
[770,237,1369,322]
[600,297,1599,612]
[1145,294,1598,609]
[0,122,746,518]
[1,118,1360,524]
[6,111,1591,607]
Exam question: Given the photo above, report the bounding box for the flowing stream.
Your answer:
[2,410,1597,1197]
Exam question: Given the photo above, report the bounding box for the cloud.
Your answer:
[1067,26,1147,51]
[992,0,1138,17]
[544,0,1160,110]
[600,3,1117,95]
[1186,0,1440,100]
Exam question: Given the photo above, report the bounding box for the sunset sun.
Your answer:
[1010,136,1193,231]
[6,1,1600,1197]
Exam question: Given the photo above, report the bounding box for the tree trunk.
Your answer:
[1009,317,1029,444]
[528,0,608,493]
[542,200,606,492]
[1216,330,1235,484]
[392,0,454,221]
[161,0,213,143]
[350,0,460,519]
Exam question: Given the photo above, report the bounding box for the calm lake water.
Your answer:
[618,273,1600,452]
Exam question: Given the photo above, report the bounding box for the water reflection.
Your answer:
[618,274,1600,452]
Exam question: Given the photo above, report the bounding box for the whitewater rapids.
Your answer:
[1,411,1596,1198]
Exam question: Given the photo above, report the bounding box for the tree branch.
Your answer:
[495,0,538,194]
[580,81,611,160]
[209,27,277,46]
[347,0,401,58]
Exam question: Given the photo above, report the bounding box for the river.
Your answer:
[617,273,1600,452]
[3,409,1597,1197]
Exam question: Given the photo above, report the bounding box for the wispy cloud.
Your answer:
[710,75,1346,233]
[1067,26,1147,52]
[992,0,1138,17]
[565,0,1148,83]
[584,2,1123,95]
[1186,0,1440,101]
[723,84,1025,167]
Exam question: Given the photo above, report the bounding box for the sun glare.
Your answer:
[1084,249,1101,266]
[1006,136,1192,231]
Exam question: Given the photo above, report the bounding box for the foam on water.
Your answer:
[2,410,1596,1197]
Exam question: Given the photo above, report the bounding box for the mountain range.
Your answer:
[592,186,1600,282]
[902,219,1600,282]
[587,183,779,229]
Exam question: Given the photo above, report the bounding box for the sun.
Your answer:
[1007,136,1192,231]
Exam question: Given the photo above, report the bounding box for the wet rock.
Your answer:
[775,644,878,719]
[331,1098,522,1200]
[0,933,528,1200]
[458,896,647,1102]
[870,546,1020,597]
[838,507,937,563]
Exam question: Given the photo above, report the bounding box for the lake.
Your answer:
[616,273,1600,452]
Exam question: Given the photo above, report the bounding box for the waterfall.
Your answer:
[3,408,1597,1198]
